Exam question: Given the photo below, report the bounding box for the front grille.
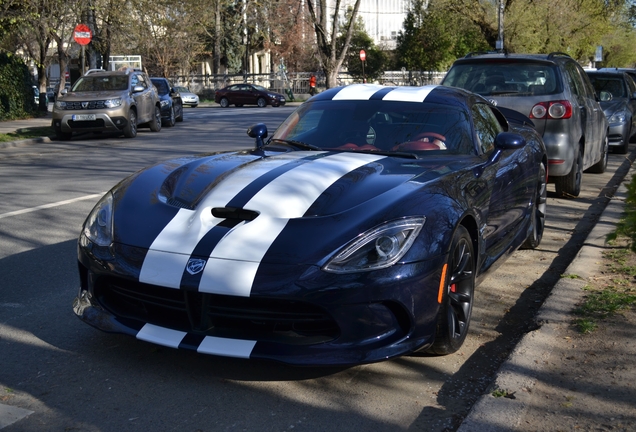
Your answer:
[69,119,105,129]
[62,100,109,110]
[95,277,339,344]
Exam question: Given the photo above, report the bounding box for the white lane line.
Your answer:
[0,193,104,220]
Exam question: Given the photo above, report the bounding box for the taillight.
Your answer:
[529,100,572,119]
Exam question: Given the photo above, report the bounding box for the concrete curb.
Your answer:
[457,170,631,431]
[0,136,52,149]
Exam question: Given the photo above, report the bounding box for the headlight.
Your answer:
[83,192,114,247]
[55,100,67,109]
[160,100,169,107]
[267,93,278,99]
[323,217,426,274]
[609,110,627,124]
[104,98,122,108]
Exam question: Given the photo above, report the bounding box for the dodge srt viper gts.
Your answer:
[73,84,547,366]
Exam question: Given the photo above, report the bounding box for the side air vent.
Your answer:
[212,207,259,221]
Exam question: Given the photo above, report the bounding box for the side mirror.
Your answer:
[247,123,268,150]
[61,88,68,95]
[132,85,145,93]
[599,90,613,102]
[494,132,526,151]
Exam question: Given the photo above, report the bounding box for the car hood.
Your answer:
[112,149,469,251]
[600,98,628,117]
[60,90,128,100]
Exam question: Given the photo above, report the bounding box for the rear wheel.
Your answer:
[122,109,137,138]
[257,97,267,108]
[427,225,475,355]
[521,162,547,249]
[149,106,162,132]
[220,98,229,108]
[554,149,582,198]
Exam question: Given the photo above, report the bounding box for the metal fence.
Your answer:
[170,70,447,98]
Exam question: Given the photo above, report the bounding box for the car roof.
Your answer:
[453,51,572,64]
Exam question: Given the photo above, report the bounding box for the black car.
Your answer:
[73,84,547,366]
[151,77,184,127]
[215,83,286,108]
[585,70,636,154]
[443,52,608,198]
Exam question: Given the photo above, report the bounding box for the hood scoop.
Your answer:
[212,207,259,221]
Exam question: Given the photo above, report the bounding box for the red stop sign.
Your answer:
[73,24,92,46]
[359,50,366,61]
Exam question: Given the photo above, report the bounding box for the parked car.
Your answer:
[151,77,184,127]
[597,67,636,85]
[442,52,608,198]
[174,86,199,107]
[52,68,162,140]
[73,84,547,366]
[585,69,636,154]
[32,86,48,105]
[215,83,286,108]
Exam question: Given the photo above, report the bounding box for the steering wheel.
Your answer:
[391,132,447,151]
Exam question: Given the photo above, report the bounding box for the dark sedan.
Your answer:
[151,77,184,127]
[215,83,286,108]
[73,84,547,366]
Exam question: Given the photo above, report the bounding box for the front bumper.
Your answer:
[74,242,446,366]
[52,111,128,133]
[608,122,629,148]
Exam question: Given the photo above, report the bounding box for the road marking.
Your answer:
[0,193,103,219]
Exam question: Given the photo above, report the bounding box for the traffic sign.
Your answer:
[73,24,92,46]
[359,50,366,62]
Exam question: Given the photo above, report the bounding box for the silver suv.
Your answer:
[52,68,162,140]
[442,52,609,198]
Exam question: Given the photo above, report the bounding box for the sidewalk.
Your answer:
[458,163,636,431]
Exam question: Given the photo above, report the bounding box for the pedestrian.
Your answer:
[309,74,316,96]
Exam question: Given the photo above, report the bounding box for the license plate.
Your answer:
[72,114,96,121]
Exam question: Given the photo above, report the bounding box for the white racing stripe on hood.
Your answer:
[199,152,386,297]
[382,85,437,102]
[139,153,315,289]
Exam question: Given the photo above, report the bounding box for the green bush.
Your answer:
[0,53,37,121]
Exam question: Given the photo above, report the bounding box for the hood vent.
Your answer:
[212,207,259,221]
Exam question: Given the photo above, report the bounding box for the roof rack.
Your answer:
[464,50,507,58]
[547,52,571,59]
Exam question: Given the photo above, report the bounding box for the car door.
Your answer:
[565,61,602,169]
[136,73,155,122]
[472,103,532,262]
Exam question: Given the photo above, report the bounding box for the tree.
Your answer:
[306,0,362,88]
[337,12,388,82]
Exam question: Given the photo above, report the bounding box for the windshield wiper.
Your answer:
[268,139,323,151]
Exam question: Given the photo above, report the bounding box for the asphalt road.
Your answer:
[0,106,632,431]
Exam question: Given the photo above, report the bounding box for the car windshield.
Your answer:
[152,80,170,95]
[270,99,474,155]
[587,75,626,98]
[444,61,562,97]
[175,86,190,93]
[72,76,129,92]
[253,85,268,92]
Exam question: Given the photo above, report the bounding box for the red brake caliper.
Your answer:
[450,283,457,293]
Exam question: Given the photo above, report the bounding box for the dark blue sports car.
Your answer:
[73,84,547,366]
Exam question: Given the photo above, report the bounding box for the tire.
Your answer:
[257,97,267,108]
[122,109,137,138]
[427,225,475,355]
[587,133,608,173]
[175,103,183,122]
[554,149,582,198]
[149,106,162,132]
[164,106,175,127]
[521,162,547,249]
[220,98,229,108]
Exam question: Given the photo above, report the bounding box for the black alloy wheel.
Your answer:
[427,224,475,355]
[149,106,162,132]
[220,98,229,108]
[257,97,267,108]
